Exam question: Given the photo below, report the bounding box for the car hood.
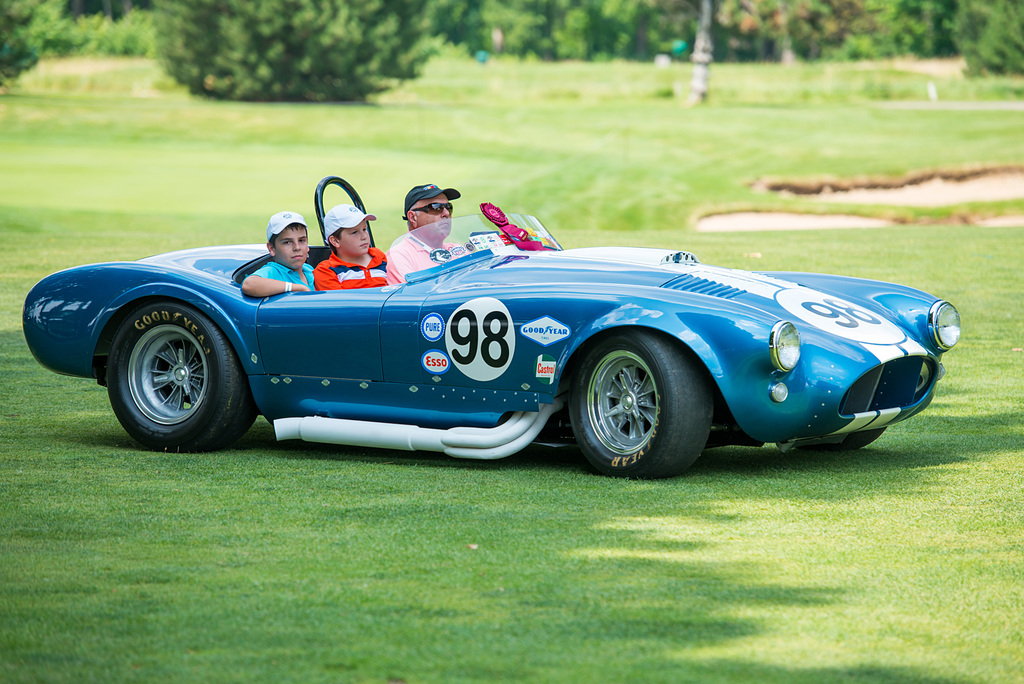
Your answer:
[463,246,936,364]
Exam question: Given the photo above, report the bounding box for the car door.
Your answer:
[254,289,393,380]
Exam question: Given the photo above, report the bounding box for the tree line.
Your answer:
[2,0,1022,98]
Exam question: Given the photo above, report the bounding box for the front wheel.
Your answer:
[569,331,713,478]
[107,302,257,451]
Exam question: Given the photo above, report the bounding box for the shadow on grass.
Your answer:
[45,401,1020,485]
[7,373,990,682]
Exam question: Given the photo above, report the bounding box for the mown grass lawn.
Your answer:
[1,57,1022,683]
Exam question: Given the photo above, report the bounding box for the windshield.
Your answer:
[386,211,561,283]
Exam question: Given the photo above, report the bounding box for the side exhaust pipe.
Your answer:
[274,397,564,461]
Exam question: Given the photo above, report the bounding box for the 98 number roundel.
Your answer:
[775,287,907,345]
[445,297,515,382]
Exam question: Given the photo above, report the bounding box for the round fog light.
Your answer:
[770,382,789,403]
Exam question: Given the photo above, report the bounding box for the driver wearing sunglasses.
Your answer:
[386,183,464,285]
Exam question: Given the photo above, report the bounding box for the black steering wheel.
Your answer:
[313,176,374,247]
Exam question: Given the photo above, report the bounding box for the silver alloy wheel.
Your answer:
[127,325,208,425]
[586,350,658,454]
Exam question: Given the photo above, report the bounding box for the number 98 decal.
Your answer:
[775,287,907,345]
[445,297,516,382]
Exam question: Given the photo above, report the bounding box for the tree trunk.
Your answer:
[71,0,84,18]
[687,0,713,105]
[123,0,134,14]
[101,0,113,20]
[779,1,795,64]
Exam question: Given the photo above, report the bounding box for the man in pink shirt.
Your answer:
[386,183,463,285]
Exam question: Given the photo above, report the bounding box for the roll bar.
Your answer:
[313,176,374,247]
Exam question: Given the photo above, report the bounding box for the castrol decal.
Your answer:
[535,354,556,385]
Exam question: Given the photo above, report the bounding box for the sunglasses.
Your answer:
[411,202,453,214]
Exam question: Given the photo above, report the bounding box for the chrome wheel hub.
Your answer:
[587,350,658,455]
[127,326,208,425]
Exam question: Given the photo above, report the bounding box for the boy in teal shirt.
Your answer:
[242,211,316,296]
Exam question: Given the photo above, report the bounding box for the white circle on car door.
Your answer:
[445,297,515,382]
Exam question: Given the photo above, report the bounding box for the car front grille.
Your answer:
[840,356,936,415]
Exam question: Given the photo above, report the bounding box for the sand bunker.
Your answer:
[813,172,1024,207]
[761,167,1024,206]
[697,213,892,232]
[700,167,1024,232]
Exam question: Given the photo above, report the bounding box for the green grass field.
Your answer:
[1,57,1023,683]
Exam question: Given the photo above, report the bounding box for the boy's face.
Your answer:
[330,221,372,261]
[268,225,309,271]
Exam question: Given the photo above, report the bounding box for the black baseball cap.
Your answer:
[403,183,461,219]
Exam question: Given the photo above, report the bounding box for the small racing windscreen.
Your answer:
[386,210,561,283]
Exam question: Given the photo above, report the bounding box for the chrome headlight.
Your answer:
[928,301,961,350]
[769,321,801,371]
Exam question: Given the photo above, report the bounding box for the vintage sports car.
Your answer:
[23,176,961,478]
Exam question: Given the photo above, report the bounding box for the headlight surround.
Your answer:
[769,321,801,372]
[928,301,961,350]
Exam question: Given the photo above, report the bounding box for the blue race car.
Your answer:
[22,176,961,478]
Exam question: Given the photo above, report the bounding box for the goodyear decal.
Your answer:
[520,316,570,347]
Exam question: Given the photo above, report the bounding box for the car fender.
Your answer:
[556,293,772,395]
[24,263,260,379]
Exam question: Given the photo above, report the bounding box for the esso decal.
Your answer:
[445,297,515,382]
[421,350,450,374]
[775,287,907,345]
[421,313,445,342]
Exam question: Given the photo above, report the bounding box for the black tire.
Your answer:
[569,331,713,478]
[107,301,257,451]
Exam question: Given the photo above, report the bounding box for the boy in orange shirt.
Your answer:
[313,204,388,290]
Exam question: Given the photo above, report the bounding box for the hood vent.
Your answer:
[663,274,745,300]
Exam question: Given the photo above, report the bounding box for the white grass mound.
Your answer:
[696,212,892,233]
[814,172,1024,207]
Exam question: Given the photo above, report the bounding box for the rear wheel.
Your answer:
[107,302,257,451]
[569,331,713,478]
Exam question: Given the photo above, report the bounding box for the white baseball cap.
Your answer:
[266,211,307,242]
[324,204,377,239]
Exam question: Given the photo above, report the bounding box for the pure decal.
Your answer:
[421,313,445,342]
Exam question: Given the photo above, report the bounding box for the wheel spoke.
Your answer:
[186,376,204,403]
[604,401,626,419]
[618,366,636,392]
[635,373,655,399]
[622,411,638,438]
[160,383,184,410]
[150,371,174,389]
[154,346,178,367]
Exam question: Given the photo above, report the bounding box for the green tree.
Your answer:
[874,0,958,58]
[428,0,489,54]
[956,0,1024,76]
[1,0,40,87]
[153,0,431,102]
